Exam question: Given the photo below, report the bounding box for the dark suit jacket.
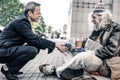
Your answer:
[0,13,55,57]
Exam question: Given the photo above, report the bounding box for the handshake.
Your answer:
[56,43,73,52]
[48,43,73,54]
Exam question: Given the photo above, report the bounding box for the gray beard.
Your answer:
[94,24,103,31]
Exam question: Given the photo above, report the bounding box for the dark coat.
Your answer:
[90,21,120,59]
[0,14,55,57]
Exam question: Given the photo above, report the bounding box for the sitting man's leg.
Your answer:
[39,64,84,80]
[56,51,102,77]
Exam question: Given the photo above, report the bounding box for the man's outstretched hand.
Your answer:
[56,44,68,52]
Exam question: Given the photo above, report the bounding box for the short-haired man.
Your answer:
[0,1,67,80]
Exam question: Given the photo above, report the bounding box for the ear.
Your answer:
[28,11,33,17]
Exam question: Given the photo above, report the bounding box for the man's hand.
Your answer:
[56,45,68,52]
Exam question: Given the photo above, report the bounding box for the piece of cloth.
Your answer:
[85,38,102,51]
[69,51,102,71]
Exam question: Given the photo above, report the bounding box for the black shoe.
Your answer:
[13,71,23,75]
[60,68,84,80]
[1,66,18,80]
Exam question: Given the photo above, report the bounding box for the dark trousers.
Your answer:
[0,45,38,74]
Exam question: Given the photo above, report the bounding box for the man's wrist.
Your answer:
[56,44,59,49]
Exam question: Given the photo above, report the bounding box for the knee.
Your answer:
[75,52,90,61]
[27,46,38,58]
[75,53,83,59]
[30,46,38,54]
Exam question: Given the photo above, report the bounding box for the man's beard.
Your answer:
[94,14,111,31]
[93,19,107,31]
[94,24,103,31]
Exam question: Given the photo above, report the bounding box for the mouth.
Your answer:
[93,22,96,24]
[92,20,96,24]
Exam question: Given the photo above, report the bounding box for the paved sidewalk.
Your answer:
[0,48,110,80]
[0,48,65,80]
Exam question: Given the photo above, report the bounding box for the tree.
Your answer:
[0,0,47,34]
[48,25,53,34]
[0,0,24,26]
[39,16,46,32]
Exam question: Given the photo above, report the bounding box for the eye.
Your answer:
[92,16,96,19]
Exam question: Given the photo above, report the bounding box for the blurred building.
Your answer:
[67,0,120,43]
[63,24,67,34]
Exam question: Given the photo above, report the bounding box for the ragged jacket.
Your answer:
[89,21,120,59]
[0,13,55,57]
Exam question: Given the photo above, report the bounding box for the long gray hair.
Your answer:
[88,3,112,31]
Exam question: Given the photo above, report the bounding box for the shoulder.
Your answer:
[8,14,31,30]
[111,21,120,30]
[14,14,30,24]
